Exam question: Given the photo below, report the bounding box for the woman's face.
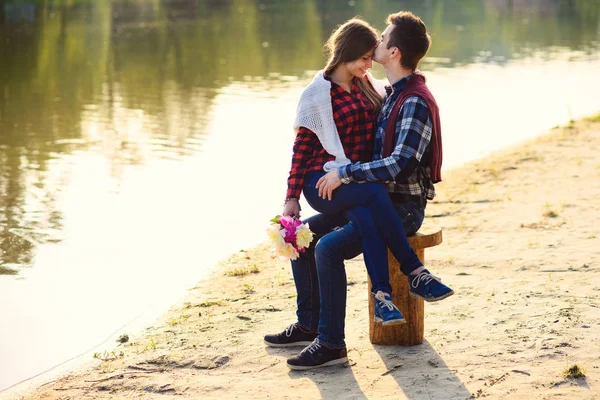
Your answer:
[344,50,374,79]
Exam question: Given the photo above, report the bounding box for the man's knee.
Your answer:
[315,223,362,265]
[315,234,343,266]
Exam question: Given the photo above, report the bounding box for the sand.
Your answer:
[4,116,600,400]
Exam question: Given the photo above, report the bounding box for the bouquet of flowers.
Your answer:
[267,215,314,260]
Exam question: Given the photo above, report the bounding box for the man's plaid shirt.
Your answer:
[286,77,377,199]
[338,75,436,200]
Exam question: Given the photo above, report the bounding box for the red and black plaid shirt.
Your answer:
[286,77,377,199]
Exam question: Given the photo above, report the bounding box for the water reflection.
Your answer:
[0,1,597,269]
[1,0,596,272]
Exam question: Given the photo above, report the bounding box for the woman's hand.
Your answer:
[316,170,342,200]
[283,198,301,218]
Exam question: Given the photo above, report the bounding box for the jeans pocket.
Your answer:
[409,207,425,235]
[406,221,419,237]
[393,202,415,230]
[393,201,425,236]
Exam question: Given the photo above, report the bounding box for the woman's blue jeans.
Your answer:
[303,171,423,295]
[291,200,425,349]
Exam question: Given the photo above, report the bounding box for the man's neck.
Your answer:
[384,64,413,86]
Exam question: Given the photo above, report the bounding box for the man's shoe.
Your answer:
[408,269,454,302]
[287,339,348,370]
[373,291,405,326]
[264,323,318,348]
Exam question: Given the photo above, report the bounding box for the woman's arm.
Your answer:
[284,127,317,215]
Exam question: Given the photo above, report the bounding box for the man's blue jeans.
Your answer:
[291,200,425,349]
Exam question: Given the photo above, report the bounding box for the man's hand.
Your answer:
[316,170,343,200]
[282,198,301,218]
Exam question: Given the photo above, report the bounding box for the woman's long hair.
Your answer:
[323,18,382,113]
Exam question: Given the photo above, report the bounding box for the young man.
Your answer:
[265,11,453,370]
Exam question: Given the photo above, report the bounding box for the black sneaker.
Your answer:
[286,339,348,370]
[264,323,318,348]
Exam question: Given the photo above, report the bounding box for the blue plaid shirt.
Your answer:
[338,75,436,200]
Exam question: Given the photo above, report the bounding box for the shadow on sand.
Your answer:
[265,346,368,399]
[288,363,369,400]
[278,339,472,399]
[371,339,472,399]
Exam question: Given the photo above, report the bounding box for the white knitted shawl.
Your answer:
[293,70,386,172]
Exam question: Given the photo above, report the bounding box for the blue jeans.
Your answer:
[291,200,425,348]
[303,171,423,294]
[291,212,348,333]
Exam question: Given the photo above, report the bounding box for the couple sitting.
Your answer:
[265,11,454,370]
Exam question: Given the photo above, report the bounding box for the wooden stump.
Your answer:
[368,223,443,346]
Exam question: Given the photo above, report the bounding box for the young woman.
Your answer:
[283,18,421,326]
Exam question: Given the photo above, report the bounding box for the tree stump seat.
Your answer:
[368,222,443,346]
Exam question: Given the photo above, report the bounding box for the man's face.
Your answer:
[373,24,394,64]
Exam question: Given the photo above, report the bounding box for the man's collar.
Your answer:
[385,74,412,95]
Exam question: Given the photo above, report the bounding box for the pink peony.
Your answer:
[284,229,297,244]
[279,216,302,231]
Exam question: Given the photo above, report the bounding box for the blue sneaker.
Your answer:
[374,291,405,326]
[408,269,454,302]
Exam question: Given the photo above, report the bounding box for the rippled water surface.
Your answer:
[1,0,599,391]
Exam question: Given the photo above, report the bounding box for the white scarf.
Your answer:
[293,70,386,172]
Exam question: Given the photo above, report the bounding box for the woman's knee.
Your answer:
[344,206,378,238]
[370,182,392,200]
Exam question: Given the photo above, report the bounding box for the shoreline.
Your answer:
[4,114,600,399]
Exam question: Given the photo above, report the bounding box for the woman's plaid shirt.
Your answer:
[286,78,377,199]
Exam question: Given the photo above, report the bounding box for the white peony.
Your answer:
[278,242,300,260]
[267,224,286,250]
[295,223,314,249]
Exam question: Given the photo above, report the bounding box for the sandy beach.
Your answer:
[5,115,600,400]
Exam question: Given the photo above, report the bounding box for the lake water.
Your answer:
[1,0,599,392]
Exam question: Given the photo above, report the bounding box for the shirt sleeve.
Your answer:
[286,127,317,199]
[338,96,432,184]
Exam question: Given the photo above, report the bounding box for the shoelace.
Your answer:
[411,271,442,289]
[379,297,400,312]
[304,340,322,354]
[284,323,297,338]
[375,292,400,311]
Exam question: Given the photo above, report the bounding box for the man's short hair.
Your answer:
[386,11,431,70]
